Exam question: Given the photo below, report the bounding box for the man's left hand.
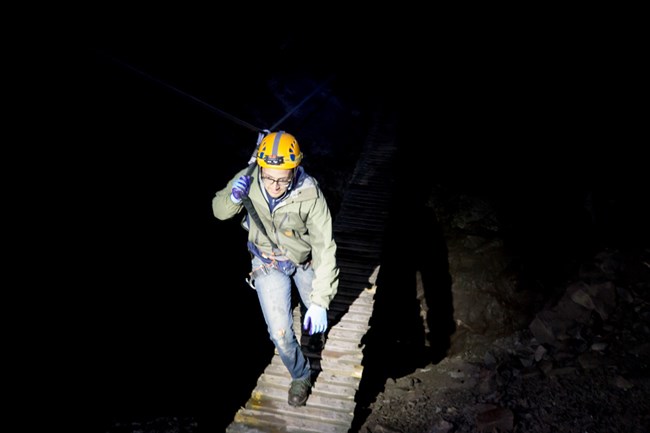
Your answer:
[303,304,327,335]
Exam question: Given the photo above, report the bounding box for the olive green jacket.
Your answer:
[212,165,339,309]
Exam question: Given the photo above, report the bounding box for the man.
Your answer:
[212,130,339,406]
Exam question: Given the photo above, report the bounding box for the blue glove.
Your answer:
[303,304,327,335]
[230,175,252,204]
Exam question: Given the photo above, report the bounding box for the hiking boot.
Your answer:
[288,378,311,407]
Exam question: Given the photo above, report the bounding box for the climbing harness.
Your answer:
[245,240,298,289]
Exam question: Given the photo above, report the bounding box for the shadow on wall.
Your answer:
[351,180,455,431]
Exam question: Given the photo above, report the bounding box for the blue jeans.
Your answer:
[250,256,315,381]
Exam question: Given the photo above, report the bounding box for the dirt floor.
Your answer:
[347,173,650,433]
[355,243,650,432]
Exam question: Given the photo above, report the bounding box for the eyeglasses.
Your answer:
[261,175,292,187]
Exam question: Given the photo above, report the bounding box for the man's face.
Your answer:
[261,168,293,198]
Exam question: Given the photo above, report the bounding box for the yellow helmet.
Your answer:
[256,131,303,169]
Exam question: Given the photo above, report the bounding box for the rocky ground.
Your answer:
[357,248,650,433]
[355,183,650,433]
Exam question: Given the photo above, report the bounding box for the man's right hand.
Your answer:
[230,175,252,204]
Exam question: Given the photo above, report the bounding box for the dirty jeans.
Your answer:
[250,255,315,381]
